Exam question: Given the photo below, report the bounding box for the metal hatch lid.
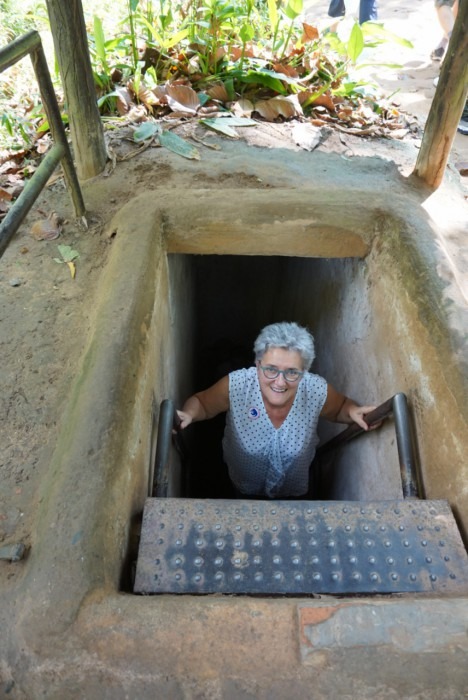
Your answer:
[133,498,468,595]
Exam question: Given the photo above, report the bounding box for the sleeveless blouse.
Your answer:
[222,367,328,497]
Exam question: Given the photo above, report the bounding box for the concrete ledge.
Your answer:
[299,598,468,658]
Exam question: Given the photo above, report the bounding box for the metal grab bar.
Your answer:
[316,393,423,499]
[151,399,184,497]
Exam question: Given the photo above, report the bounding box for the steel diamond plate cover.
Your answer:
[133,498,468,595]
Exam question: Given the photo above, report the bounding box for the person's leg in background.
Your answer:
[327,0,346,31]
[359,0,377,24]
[431,0,458,60]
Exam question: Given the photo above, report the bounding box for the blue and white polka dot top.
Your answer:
[222,367,328,498]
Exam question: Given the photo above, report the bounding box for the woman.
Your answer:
[177,322,376,499]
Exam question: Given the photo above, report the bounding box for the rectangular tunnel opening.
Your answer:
[166,253,404,503]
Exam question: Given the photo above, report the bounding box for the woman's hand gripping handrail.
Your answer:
[316,393,423,499]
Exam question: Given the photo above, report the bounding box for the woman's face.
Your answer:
[256,347,304,410]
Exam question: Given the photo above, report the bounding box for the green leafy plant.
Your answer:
[53,245,80,279]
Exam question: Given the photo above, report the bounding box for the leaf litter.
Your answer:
[0,11,421,218]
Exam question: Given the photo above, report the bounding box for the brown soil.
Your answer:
[1,0,467,579]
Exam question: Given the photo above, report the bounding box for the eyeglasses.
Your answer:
[259,365,304,382]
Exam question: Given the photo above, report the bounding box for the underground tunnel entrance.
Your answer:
[131,253,468,596]
[167,252,397,502]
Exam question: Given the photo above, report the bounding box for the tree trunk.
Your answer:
[45,0,107,180]
[413,0,468,188]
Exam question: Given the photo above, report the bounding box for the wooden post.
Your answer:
[45,0,108,180]
[413,0,468,189]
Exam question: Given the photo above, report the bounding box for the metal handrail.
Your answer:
[151,399,184,497]
[0,31,85,257]
[316,392,423,499]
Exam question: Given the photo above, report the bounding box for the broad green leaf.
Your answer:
[37,113,68,134]
[223,117,257,126]
[267,0,277,28]
[198,92,211,106]
[93,16,108,72]
[164,28,190,49]
[284,0,303,19]
[200,118,239,138]
[239,23,255,43]
[158,130,200,159]
[104,37,127,51]
[1,114,13,137]
[224,78,236,101]
[138,18,188,49]
[56,245,80,263]
[362,22,413,48]
[133,122,160,142]
[138,17,164,45]
[355,62,404,70]
[347,23,364,63]
[205,117,257,127]
[129,0,139,11]
[97,93,116,108]
[238,70,289,95]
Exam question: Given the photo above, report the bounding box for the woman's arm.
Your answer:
[320,383,376,431]
[177,375,230,429]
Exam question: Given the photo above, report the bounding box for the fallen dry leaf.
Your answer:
[231,98,254,117]
[309,93,336,113]
[30,213,62,241]
[127,80,158,110]
[254,95,303,121]
[115,87,133,116]
[301,23,320,44]
[126,105,148,123]
[272,62,299,79]
[206,83,230,103]
[0,187,13,201]
[67,261,76,279]
[164,83,200,114]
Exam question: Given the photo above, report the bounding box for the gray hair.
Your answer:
[253,322,315,371]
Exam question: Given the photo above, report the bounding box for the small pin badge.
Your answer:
[248,407,260,419]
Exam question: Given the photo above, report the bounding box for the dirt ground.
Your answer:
[1,0,467,578]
